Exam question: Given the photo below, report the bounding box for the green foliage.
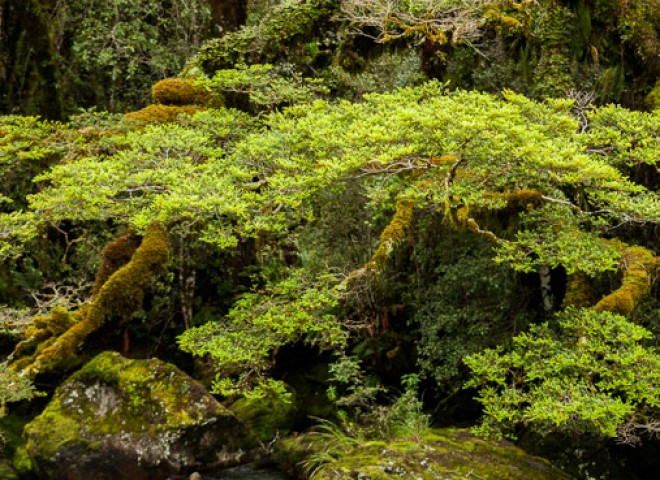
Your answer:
[54,0,213,112]
[0,363,35,416]
[186,0,338,74]
[1,83,657,409]
[582,105,660,168]
[465,308,660,444]
[0,116,81,210]
[179,269,346,396]
[197,64,329,111]
[414,229,533,390]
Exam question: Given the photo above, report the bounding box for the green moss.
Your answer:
[593,240,658,316]
[365,197,415,274]
[152,78,211,106]
[563,272,593,308]
[13,223,169,378]
[184,0,338,74]
[281,428,573,480]
[23,351,252,474]
[125,104,202,124]
[646,80,660,111]
[0,459,18,480]
[232,386,297,443]
[23,397,81,461]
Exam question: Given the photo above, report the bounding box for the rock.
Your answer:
[0,458,18,480]
[275,428,574,480]
[231,385,297,443]
[23,351,253,480]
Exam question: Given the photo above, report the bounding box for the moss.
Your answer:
[125,104,202,124]
[563,272,593,308]
[13,223,169,378]
[152,78,211,106]
[646,80,660,111]
[231,386,297,443]
[592,240,658,316]
[532,5,575,98]
[506,189,543,211]
[91,229,141,297]
[0,459,18,480]
[184,0,338,74]
[280,427,572,480]
[12,444,33,477]
[22,351,251,475]
[366,197,415,274]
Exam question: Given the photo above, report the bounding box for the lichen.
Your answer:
[152,78,211,106]
[125,104,202,124]
[12,223,169,378]
[592,240,658,316]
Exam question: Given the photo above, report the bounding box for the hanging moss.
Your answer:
[152,78,211,106]
[12,223,169,378]
[592,240,658,316]
[563,272,593,308]
[125,104,202,124]
[506,189,543,210]
[366,197,415,274]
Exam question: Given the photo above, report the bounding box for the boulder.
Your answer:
[231,385,297,443]
[23,351,253,480]
[275,428,574,480]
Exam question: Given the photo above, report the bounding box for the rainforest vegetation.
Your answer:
[0,0,659,479]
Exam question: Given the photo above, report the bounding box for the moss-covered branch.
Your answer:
[12,223,169,378]
[592,240,658,316]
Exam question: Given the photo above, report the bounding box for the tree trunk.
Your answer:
[0,0,64,118]
[208,0,247,35]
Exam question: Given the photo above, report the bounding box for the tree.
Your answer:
[4,82,660,390]
[465,308,660,445]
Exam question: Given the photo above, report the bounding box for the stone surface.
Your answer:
[23,351,253,480]
[275,428,574,480]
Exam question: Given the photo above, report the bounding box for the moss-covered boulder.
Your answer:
[275,428,573,480]
[22,351,253,480]
[231,386,297,443]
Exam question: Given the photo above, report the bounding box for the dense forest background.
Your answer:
[0,1,658,479]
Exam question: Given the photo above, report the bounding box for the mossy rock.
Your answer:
[646,81,660,111]
[0,459,18,480]
[22,351,254,480]
[275,428,573,480]
[231,386,297,443]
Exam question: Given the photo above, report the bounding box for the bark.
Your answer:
[0,0,64,118]
[208,0,247,35]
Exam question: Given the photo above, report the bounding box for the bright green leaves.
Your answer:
[178,269,346,396]
[582,105,660,168]
[465,308,660,444]
[6,82,657,280]
[0,362,36,416]
[197,64,329,111]
[493,204,622,275]
[28,108,254,245]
